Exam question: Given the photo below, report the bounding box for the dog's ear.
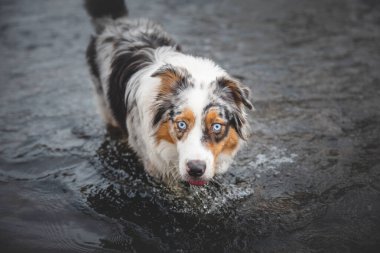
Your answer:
[151,66,179,127]
[151,64,191,95]
[217,77,253,111]
[151,65,181,90]
[151,65,191,127]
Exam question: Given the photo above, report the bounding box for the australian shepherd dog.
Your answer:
[84,0,253,186]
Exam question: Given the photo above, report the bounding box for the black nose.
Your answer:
[186,160,206,177]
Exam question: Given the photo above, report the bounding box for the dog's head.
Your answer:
[151,63,253,186]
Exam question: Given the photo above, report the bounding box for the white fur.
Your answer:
[122,49,232,181]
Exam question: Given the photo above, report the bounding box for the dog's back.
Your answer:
[85,0,180,131]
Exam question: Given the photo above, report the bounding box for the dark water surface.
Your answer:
[1,0,380,252]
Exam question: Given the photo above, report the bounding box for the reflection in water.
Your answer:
[0,0,380,252]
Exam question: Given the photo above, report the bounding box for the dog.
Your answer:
[84,0,253,186]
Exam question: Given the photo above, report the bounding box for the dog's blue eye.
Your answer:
[177,121,187,130]
[212,123,222,132]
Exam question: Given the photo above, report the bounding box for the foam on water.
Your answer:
[249,146,298,173]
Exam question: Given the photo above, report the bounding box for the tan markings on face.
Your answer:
[155,120,175,144]
[173,108,195,140]
[155,108,195,145]
[153,68,182,145]
[221,128,239,154]
[204,109,239,160]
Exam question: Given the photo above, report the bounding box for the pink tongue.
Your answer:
[188,180,207,186]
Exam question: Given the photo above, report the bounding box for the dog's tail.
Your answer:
[84,0,128,33]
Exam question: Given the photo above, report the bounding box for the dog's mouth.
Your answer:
[187,179,208,186]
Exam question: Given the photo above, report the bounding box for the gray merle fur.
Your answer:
[84,0,180,131]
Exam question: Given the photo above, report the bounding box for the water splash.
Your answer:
[249,146,298,174]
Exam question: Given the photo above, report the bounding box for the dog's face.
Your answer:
[152,64,253,185]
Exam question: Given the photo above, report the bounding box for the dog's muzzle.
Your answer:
[186,160,207,186]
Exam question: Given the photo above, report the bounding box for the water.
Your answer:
[1,0,380,252]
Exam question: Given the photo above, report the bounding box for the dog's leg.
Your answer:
[95,88,119,128]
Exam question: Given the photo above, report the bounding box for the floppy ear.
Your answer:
[151,64,180,82]
[151,64,191,95]
[217,77,253,110]
[150,65,192,127]
[150,66,180,127]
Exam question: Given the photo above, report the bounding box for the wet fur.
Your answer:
[84,0,253,183]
